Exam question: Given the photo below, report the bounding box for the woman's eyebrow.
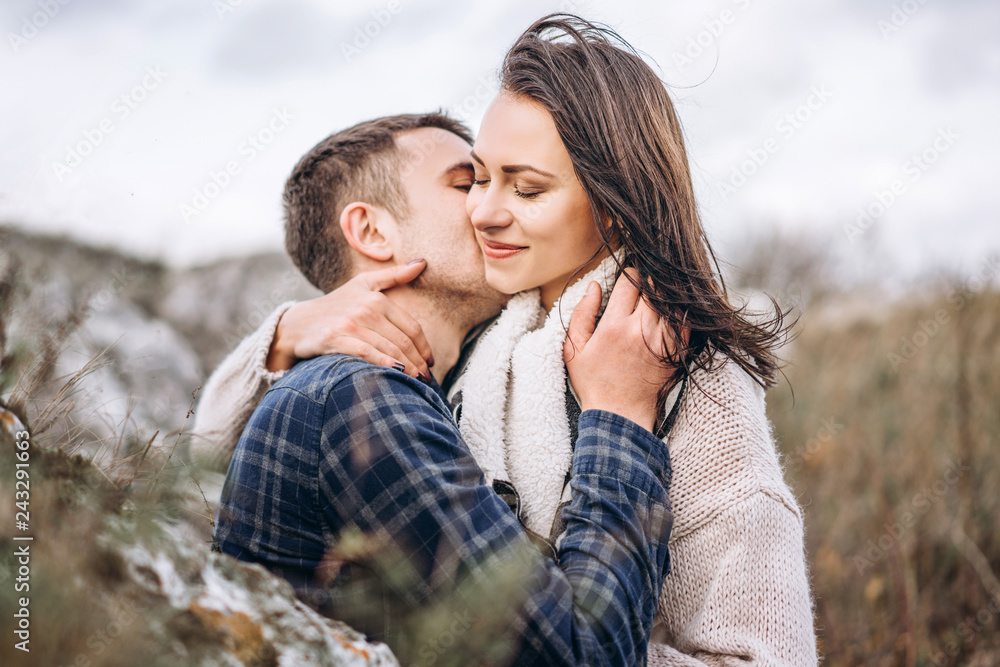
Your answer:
[469,150,555,178]
[501,164,555,178]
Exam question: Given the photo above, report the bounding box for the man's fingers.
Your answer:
[604,268,642,318]
[565,282,601,361]
[635,296,667,357]
[635,293,690,363]
[356,259,426,292]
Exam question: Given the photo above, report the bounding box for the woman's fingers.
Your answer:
[336,331,426,380]
[270,261,436,375]
[372,293,435,369]
[355,259,426,292]
[346,263,434,370]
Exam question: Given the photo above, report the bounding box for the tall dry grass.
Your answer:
[769,288,1000,666]
[4,227,998,664]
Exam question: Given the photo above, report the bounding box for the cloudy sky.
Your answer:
[1,0,997,279]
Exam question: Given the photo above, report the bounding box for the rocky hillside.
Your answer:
[0,226,408,666]
[0,225,320,452]
[0,411,397,667]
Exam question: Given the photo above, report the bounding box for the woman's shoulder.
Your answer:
[665,354,802,538]
[670,353,771,451]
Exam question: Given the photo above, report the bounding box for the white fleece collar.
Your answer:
[458,253,620,535]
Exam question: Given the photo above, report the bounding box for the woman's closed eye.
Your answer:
[514,185,543,199]
[473,179,543,199]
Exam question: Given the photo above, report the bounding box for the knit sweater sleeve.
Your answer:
[190,302,296,472]
[648,492,818,667]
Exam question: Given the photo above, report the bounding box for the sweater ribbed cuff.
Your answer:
[251,301,298,383]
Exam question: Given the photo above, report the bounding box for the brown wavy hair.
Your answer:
[501,14,789,389]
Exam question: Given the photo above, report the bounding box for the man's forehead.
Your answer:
[396,127,472,174]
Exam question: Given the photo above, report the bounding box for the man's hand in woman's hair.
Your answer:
[563,268,683,433]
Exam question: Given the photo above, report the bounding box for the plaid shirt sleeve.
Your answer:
[217,355,673,667]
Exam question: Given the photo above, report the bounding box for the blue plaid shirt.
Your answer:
[216,354,673,666]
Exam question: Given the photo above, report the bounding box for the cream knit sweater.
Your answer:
[192,304,819,666]
[647,357,817,666]
[190,302,296,472]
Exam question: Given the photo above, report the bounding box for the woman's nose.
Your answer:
[469,186,513,233]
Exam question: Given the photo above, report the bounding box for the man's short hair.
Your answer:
[283,112,474,292]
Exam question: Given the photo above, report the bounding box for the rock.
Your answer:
[120,531,399,666]
[0,422,398,666]
[0,225,317,458]
[38,295,205,457]
[0,226,404,665]
[158,253,320,372]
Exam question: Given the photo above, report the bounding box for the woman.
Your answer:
[456,15,817,666]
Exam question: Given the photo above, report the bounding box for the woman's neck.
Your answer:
[540,249,613,312]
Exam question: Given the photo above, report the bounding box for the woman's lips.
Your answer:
[482,240,527,260]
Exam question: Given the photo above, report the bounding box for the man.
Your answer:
[210,113,677,665]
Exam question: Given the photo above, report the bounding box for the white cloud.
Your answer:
[0,0,996,275]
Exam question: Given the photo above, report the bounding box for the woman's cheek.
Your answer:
[518,198,545,226]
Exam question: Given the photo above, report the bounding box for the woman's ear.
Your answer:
[340,202,394,262]
[602,214,622,250]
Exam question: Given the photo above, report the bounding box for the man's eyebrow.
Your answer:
[442,161,474,177]
[469,150,555,179]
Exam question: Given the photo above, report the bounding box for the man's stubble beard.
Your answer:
[414,263,509,331]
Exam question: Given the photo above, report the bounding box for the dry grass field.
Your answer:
[2,228,998,665]
[769,288,1000,666]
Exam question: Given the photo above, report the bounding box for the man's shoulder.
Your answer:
[271,354,449,416]
[269,354,369,398]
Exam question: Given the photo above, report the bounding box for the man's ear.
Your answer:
[339,202,394,262]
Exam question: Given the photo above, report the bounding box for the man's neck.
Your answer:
[383,285,470,384]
